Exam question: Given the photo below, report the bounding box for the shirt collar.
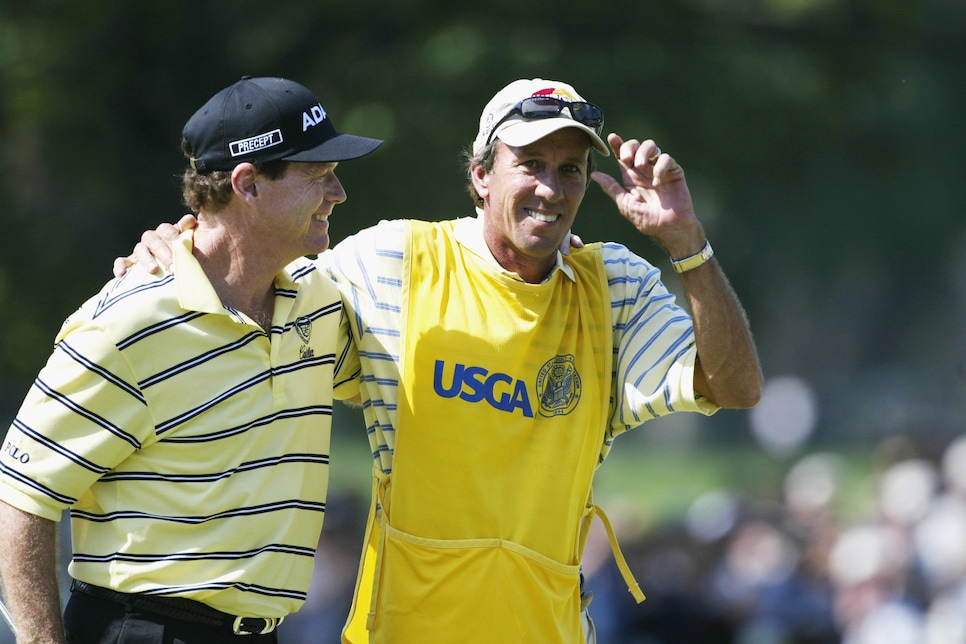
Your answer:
[453,215,576,283]
[173,230,224,314]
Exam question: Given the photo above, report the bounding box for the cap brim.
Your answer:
[496,119,609,156]
[284,133,384,163]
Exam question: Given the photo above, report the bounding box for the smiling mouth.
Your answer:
[525,208,559,224]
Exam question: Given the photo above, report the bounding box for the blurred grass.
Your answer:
[591,443,879,534]
[328,403,880,537]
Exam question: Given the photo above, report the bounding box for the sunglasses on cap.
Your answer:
[485,96,605,146]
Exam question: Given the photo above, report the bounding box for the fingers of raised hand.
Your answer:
[633,140,663,169]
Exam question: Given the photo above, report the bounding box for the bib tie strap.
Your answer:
[594,505,646,603]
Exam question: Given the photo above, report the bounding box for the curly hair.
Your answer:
[179,137,289,213]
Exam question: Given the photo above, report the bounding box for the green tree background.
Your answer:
[2,0,963,438]
[1,0,964,639]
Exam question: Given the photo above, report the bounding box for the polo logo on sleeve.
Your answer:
[3,441,30,463]
[229,129,283,157]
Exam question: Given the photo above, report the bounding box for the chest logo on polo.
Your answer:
[536,354,581,417]
[296,316,314,359]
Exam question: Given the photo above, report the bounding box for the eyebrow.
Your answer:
[513,143,590,162]
[305,162,338,176]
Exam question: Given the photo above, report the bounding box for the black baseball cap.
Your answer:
[183,76,383,174]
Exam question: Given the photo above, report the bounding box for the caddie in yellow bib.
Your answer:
[343,221,643,643]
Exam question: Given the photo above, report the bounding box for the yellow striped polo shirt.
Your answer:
[0,231,359,618]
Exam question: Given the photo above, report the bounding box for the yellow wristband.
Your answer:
[670,240,714,273]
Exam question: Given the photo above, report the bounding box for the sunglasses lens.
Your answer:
[571,103,604,130]
[520,97,565,118]
[519,98,603,131]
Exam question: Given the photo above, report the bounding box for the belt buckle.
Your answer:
[232,616,282,635]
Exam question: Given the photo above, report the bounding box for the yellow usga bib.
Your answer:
[345,220,615,643]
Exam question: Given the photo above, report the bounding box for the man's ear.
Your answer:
[231,163,259,200]
[470,163,489,204]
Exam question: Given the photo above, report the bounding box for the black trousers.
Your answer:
[64,587,280,644]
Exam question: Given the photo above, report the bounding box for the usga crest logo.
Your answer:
[536,354,581,417]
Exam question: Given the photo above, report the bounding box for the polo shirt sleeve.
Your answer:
[332,306,361,400]
[0,321,153,521]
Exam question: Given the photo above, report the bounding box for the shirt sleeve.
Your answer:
[0,322,152,521]
[314,219,408,352]
[313,220,408,474]
[604,244,719,440]
[332,305,361,400]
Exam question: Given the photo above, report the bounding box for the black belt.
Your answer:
[70,579,283,636]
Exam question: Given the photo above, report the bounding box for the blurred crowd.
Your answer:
[580,434,966,644]
[279,433,966,644]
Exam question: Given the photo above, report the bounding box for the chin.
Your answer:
[527,234,566,255]
[305,238,330,256]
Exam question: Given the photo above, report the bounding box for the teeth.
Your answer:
[526,209,558,223]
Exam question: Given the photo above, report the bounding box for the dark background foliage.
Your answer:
[2,1,965,641]
[2,1,963,441]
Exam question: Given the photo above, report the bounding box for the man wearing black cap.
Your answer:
[0,76,381,643]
